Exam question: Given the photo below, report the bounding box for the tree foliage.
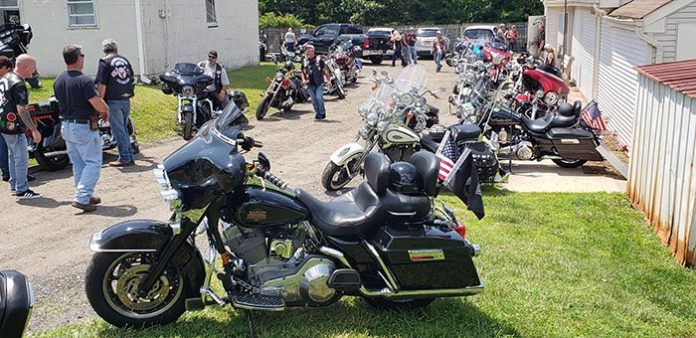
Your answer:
[258,0,544,25]
[259,12,305,28]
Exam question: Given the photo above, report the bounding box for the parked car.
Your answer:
[297,23,364,54]
[415,27,450,57]
[463,25,500,42]
[361,27,394,65]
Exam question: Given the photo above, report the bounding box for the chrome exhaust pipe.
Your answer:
[41,150,68,157]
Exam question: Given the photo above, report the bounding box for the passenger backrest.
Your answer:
[573,100,582,117]
[409,151,439,197]
[364,153,391,195]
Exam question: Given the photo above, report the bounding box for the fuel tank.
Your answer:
[381,125,420,145]
[488,104,522,128]
[226,186,310,228]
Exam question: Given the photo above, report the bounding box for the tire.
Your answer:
[336,82,346,100]
[369,56,383,65]
[321,156,360,191]
[182,112,193,141]
[363,297,435,311]
[131,140,140,155]
[256,95,272,120]
[34,152,70,171]
[552,159,587,168]
[85,252,187,328]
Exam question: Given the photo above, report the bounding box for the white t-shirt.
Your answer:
[198,60,230,92]
[285,32,296,43]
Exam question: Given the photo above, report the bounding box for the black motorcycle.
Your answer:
[85,103,483,336]
[0,270,34,338]
[256,62,310,120]
[0,23,41,89]
[26,97,140,171]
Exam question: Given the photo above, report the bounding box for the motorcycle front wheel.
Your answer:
[335,82,346,100]
[85,252,187,328]
[256,95,272,120]
[321,156,360,191]
[181,112,193,140]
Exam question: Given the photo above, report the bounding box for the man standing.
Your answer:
[496,24,507,43]
[390,29,406,67]
[0,54,41,199]
[198,50,230,109]
[0,56,14,183]
[506,25,519,52]
[300,45,330,121]
[96,38,135,167]
[529,23,545,56]
[432,31,447,72]
[405,27,418,65]
[284,27,296,53]
[54,45,109,212]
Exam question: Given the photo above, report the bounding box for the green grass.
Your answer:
[27,63,278,143]
[32,191,696,338]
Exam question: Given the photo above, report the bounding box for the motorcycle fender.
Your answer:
[182,103,195,113]
[0,270,33,338]
[89,220,205,297]
[330,143,365,166]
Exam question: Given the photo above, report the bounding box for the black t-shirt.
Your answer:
[405,33,417,46]
[303,56,326,86]
[0,73,29,134]
[95,54,135,101]
[53,70,98,120]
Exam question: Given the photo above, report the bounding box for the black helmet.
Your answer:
[284,61,295,71]
[388,162,422,195]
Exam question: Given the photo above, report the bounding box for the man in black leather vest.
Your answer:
[198,50,230,109]
[0,54,42,199]
[96,38,135,167]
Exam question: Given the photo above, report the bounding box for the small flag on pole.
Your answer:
[435,131,459,181]
[581,101,607,132]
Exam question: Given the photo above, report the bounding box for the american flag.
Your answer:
[435,131,460,181]
[581,101,607,132]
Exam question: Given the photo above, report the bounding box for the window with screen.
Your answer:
[206,0,217,26]
[0,0,20,25]
[67,0,96,27]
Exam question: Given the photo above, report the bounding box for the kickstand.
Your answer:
[245,310,257,338]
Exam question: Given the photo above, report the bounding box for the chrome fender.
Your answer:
[329,143,365,166]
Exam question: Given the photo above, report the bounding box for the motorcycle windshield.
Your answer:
[362,65,428,124]
[172,63,204,76]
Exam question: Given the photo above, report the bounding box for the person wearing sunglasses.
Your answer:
[198,50,230,109]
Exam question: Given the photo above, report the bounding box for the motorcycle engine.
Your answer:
[513,141,534,160]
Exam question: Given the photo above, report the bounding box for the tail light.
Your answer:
[363,39,370,49]
[281,78,291,90]
[453,224,466,239]
[28,106,36,114]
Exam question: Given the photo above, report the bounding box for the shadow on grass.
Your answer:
[95,298,519,338]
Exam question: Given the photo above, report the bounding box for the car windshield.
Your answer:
[368,29,391,36]
[464,29,494,39]
[215,102,249,140]
[172,63,204,76]
[417,29,439,37]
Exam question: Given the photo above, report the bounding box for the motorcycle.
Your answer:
[322,67,440,191]
[322,55,347,99]
[330,40,363,85]
[510,54,569,119]
[26,97,140,171]
[0,23,41,89]
[0,270,34,338]
[84,103,483,336]
[160,63,249,140]
[256,62,310,120]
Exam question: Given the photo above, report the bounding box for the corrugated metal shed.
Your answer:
[635,59,696,99]
[611,0,672,19]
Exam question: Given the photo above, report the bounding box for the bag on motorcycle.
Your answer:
[0,270,33,338]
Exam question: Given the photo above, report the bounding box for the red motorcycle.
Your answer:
[511,55,569,119]
[482,41,512,87]
[330,39,363,85]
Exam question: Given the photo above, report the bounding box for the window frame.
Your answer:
[66,0,97,28]
[205,0,218,28]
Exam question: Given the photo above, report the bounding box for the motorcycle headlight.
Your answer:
[415,97,426,108]
[377,121,387,131]
[153,165,180,210]
[545,91,559,106]
[366,111,378,126]
[182,85,195,97]
[536,90,545,100]
[493,54,503,65]
[465,72,476,84]
[398,93,414,106]
[358,106,369,117]
[358,126,369,139]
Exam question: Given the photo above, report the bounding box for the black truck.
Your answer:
[298,23,393,64]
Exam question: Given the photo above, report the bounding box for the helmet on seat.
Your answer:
[388,162,423,195]
[284,61,295,71]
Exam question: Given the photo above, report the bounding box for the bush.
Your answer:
[259,13,305,28]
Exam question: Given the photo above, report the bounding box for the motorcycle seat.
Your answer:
[521,101,581,133]
[420,134,440,153]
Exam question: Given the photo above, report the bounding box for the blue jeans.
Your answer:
[408,46,418,64]
[2,133,29,193]
[434,50,443,71]
[508,42,516,52]
[62,122,102,205]
[0,133,8,180]
[308,83,326,119]
[107,100,133,163]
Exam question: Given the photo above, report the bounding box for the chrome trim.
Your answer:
[388,211,417,217]
[169,220,181,235]
[210,127,237,146]
[472,243,481,257]
[232,302,285,312]
[363,241,400,291]
[200,288,226,306]
[319,247,351,267]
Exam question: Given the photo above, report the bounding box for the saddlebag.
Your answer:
[370,226,480,290]
[547,128,603,161]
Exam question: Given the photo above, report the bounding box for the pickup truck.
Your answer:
[297,23,393,64]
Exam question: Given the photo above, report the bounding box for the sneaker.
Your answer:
[2,176,8,182]
[89,196,102,205]
[71,201,97,212]
[15,189,41,199]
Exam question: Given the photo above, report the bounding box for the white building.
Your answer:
[6,0,259,78]
[544,0,696,151]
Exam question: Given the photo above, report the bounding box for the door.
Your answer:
[571,8,596,100]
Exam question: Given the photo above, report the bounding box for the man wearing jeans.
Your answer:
[301,45,331,121]
[0,56,14,182]
[405,27,418,65]
[0,54,42,199]
[432,31,447,72]
[96,38,135,167]
[53,45,109,212]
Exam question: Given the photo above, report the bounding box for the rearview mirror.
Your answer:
[258,152,271,171]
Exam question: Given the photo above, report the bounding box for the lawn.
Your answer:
[32,191,696,338]
[27,63,278,142]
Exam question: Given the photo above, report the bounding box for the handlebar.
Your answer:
[262,171,288,190]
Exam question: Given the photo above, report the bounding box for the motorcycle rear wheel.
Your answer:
[34,152,70,171]
[363,297,435,311]
[181,112,194,141]
[336,83,346,100]
[552,159,587,168]
[321,158,359,191]
[85,252,186,328]
[256,95,272,120]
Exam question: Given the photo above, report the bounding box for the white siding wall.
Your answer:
[571,8,596,99]
[652,2,696,62]
[141,0,258,76]
[545,6,561,51]
[597,21,650,149]
[22,0,140,77]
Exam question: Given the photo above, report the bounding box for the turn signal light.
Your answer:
[453,224,466,239]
